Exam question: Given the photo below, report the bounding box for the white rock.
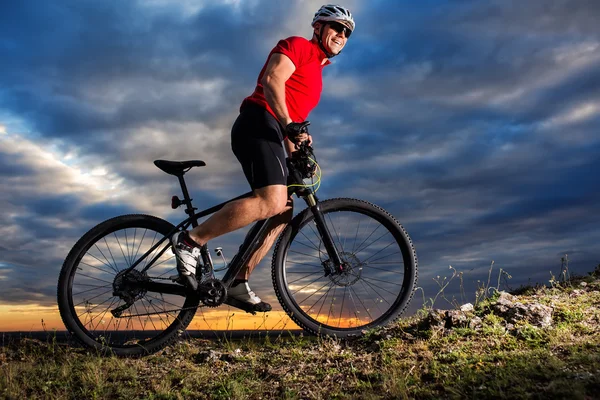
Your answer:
[460,303,474,312]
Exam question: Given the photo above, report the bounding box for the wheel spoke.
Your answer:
[80,296,117,325]
[61,217,199,355]
[327,213,345,254]
[76,273,114,286]
[291,275,325,296]
[145,293,189,310]
[286,270,323,274]
[143,298,162,331]
[132,302,146,332]
[287,271,324,285]
[362,264,405,274]
[89,248,118,274]
[284,260,321,268]
[349,285,374,323]
[288,249,321,259]
[315,283,335,323]
[354,229,391,256]
[142,231,160,271]
[79,260,116,276]
[347,287,362,326]
[367,261,405,265]
[124,229,131,266]
[298,230,321,252]
[132,228,146,265]
[359,277,396,301]
[145,252,175,272]
[358,279,386,316]
[338,287,347,327]
[91,298,119,333]
[362,243,401,264]
[73,283,112,289]
[73,284,112,297]
[352,224,381,257]
[298,280,332,307]
[361,275,402,287]
[351,218,362,255]
[279,202,416,334]
[326,285,337,326]
[104,237,120,271]
[144,243,173,273]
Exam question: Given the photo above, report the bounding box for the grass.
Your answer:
[1,269,600,399]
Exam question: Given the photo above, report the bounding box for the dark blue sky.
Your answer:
[1,0,599,321]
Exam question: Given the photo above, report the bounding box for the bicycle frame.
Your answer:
[124,160,345,299]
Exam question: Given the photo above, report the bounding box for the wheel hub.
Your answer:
[325,252,363,287]
[113,269,147,304]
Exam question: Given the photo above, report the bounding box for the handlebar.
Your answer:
[286,141,318,194]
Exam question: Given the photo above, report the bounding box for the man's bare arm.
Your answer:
[262,53,295,128]
[262,53,312,155]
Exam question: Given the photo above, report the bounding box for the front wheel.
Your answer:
[57,214,199,356]
[272,198,417,337]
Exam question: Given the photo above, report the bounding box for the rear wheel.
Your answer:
[272,198,417,337]
[57,214,199,356]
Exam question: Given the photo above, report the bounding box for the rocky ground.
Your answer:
[2,272,600,399]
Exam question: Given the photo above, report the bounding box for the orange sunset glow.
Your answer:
[0,304,301,332]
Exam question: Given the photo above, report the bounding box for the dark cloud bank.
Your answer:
[0,0,598,313]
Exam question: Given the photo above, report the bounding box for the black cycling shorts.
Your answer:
[231,104,288,190]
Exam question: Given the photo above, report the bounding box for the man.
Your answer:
[171,5,355,312]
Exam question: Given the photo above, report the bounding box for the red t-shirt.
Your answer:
[241,36,331,124]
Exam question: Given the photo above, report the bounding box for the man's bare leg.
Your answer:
[171,184,288,310]
[236,199,293,280]
[186,185,288,246]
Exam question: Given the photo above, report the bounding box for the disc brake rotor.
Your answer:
[325,252,363,287]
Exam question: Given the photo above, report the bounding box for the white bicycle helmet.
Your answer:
[311,4,355,32]
[311,4,355,58]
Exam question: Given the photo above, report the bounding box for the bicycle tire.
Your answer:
[272,198,417,337]
[57,214,199,356]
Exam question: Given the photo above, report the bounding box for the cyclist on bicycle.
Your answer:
[171,5,355,313]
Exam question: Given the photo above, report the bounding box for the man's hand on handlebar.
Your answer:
[299,134,313,147]
[285,121,312,148]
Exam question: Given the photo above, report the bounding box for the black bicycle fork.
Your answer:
[304,193,345,273]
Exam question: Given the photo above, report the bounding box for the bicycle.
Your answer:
[57,142,418,356]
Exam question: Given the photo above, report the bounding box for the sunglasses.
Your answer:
[328,21,352,38]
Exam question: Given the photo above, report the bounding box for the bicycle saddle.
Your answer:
[154,160,206,176]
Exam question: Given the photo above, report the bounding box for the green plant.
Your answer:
[560,254,572,284]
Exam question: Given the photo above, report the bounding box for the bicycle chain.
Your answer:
[147,275,178,281]
[113,276,205,318]
[115,304,205,318]
[114,275,227,318]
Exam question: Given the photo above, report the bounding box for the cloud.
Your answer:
[0,0,599,322]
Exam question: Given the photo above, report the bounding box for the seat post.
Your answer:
[176,174,199,227]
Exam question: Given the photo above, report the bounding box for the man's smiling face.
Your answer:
[314,21,350,56]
